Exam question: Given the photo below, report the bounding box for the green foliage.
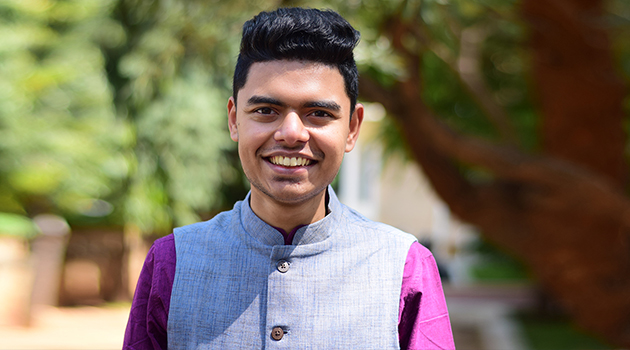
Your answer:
[0,212,40,239]
[467,237,530,282]
[126,63,233,233]
[2,0,628,236]
[480,16,538,150]
[421,50,498,139]
[0,0,263,235]
[0,0,128,218]
[337,0,541,159]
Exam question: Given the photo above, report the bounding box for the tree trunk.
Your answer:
[519,0,630,343]
[523,0,627,186]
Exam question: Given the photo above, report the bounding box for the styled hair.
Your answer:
[233,7,361,114]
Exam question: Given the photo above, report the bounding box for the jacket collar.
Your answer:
[239,185,342,246]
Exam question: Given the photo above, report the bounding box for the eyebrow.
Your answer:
[304,100,341,112]
[247,95,342,112]
[247,95,285,107]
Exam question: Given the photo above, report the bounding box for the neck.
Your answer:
[249,188,328,233]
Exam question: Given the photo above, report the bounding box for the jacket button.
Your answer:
[277,260,290,273]
[271,326,284,340]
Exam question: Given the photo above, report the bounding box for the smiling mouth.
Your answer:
[268,155,313,167]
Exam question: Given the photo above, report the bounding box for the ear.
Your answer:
[345,103,364,152]
[227,97,239,142]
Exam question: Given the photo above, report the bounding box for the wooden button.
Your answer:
[271,326,284,340]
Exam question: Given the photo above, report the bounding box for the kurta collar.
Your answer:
[240,185,342,247]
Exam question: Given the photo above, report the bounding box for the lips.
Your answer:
[268,155,313,167]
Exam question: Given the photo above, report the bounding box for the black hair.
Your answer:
[233,7,361,114]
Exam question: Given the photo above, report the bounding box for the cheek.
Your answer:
[237,127,269,157]
[321,130,350,152]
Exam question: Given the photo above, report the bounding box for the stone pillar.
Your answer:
[30,214,70,307]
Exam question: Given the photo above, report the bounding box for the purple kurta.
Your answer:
[124,235,455,349]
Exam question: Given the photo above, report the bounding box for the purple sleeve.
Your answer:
[399,241,456,350]
[123,235,176,350]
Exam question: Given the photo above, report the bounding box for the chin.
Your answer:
[257,182,325,204]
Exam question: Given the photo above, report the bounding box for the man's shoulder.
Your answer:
[339,203,417,243]
[173,206,238,242]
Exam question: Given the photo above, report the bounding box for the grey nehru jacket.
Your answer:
[168,186,416,349]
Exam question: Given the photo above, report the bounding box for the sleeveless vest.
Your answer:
[168,187,416,349]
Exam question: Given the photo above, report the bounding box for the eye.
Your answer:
[255,107,274,115]
[310,110,333,118]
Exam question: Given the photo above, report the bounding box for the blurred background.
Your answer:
[1,0,629,349]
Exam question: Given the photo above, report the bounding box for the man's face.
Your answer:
[227,60,363,206]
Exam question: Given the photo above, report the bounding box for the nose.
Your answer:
[274,112,309,145]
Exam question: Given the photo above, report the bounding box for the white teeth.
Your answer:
[270,156,312,167]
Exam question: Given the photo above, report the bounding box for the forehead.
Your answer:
[239,60,350,108]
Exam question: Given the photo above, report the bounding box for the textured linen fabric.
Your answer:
[123,188,455,350]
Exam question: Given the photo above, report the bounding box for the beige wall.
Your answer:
[378,157,438,239]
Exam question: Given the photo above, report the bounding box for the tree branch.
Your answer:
[402,16,520,144]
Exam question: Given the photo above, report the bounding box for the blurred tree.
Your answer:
[339,0,630,346]
[0,0,129,221]
[103,0,261,236]
[0,0,257,233]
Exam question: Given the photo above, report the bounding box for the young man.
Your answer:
[124,7,455,350]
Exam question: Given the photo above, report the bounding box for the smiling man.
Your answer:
[228,60,359,234]
[124,7,455,350]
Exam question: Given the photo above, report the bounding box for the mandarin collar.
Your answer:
[240,185,342,246]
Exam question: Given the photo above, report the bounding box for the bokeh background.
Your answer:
[1,0,630,349]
